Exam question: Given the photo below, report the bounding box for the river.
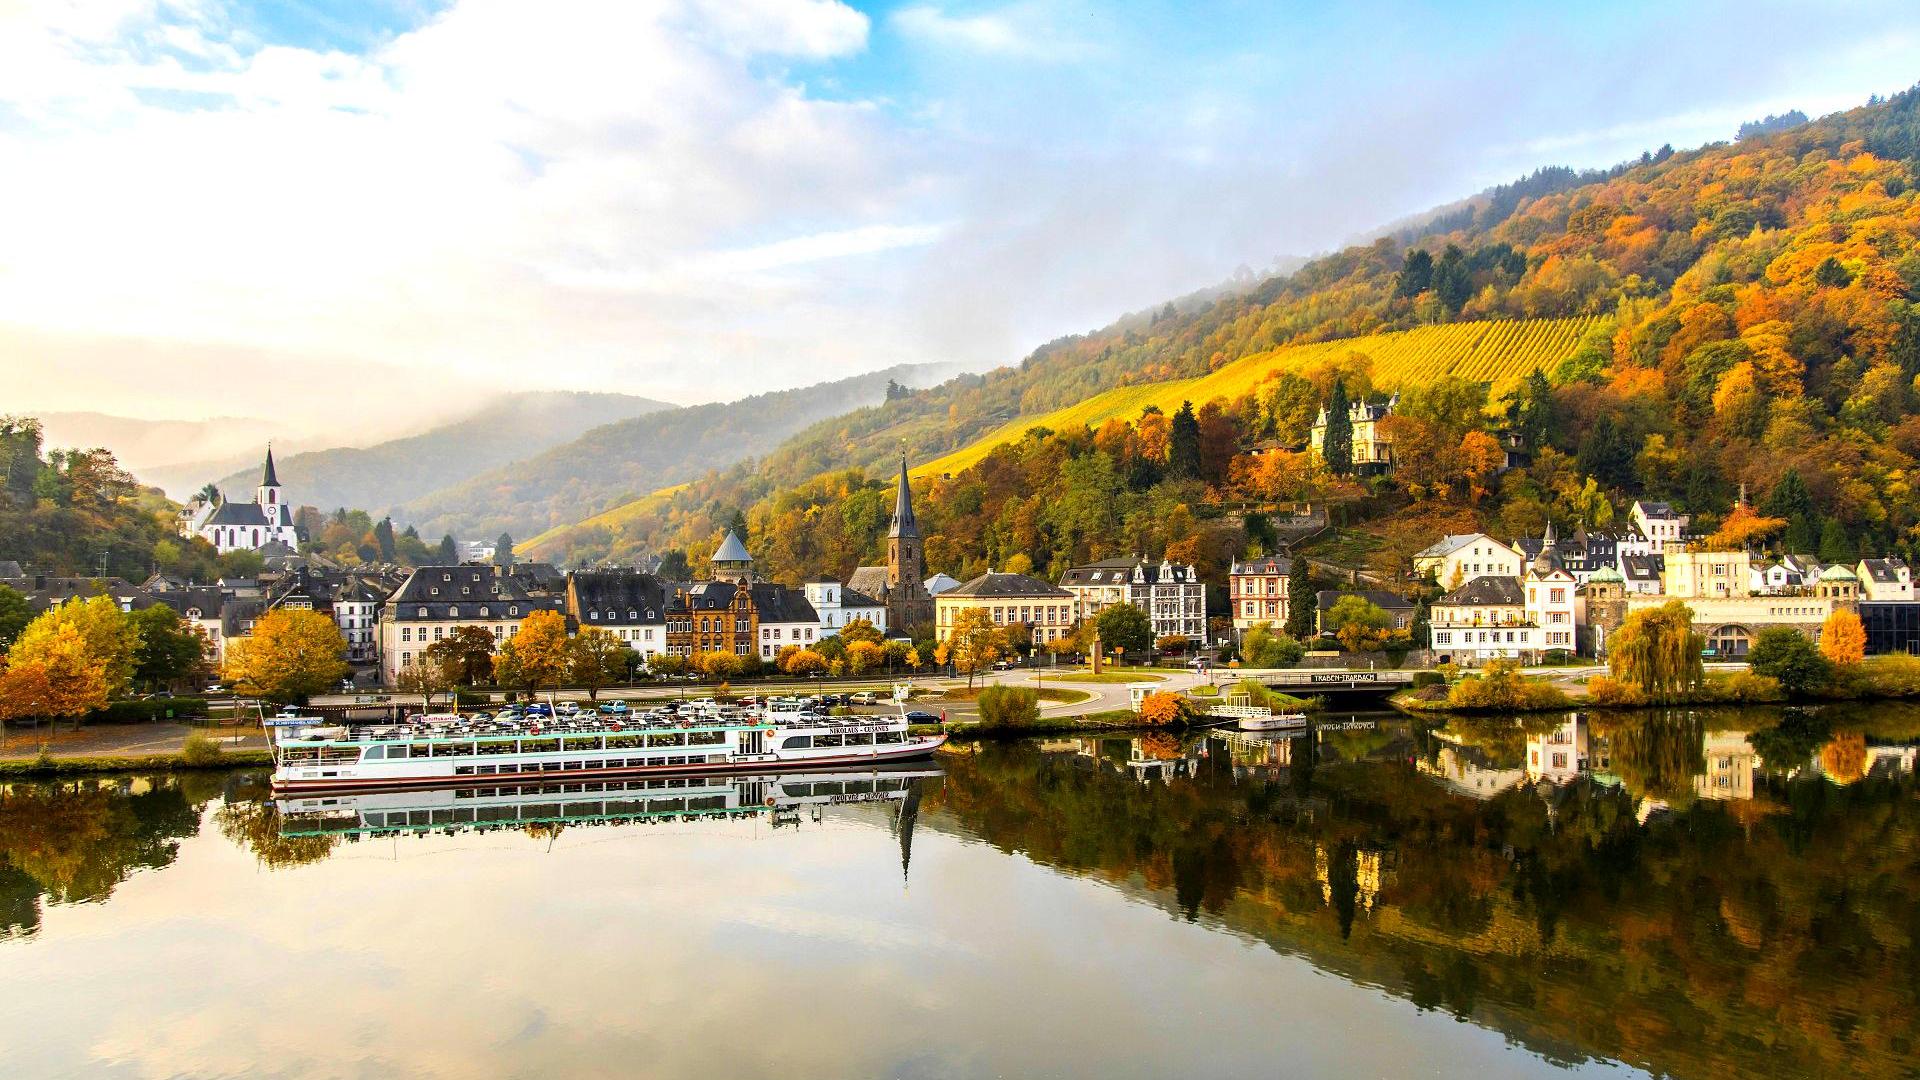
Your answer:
[1,703,1915,1078]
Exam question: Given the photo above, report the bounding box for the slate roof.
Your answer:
[839,586,883,608]
[942,571,1072,599]
[569,569,670,625]
[1061,557,1202,587]
[204,500,274,527]
[19,576,162,613]
[748,583,818,625]
[1230,555,1292,576]
[1620,554,1665,583]
[711,531,752,563]
[0,560,25,579]
[1435,576,1526,607]
[1413,534,1490,559]
[1860,558,1909,583]
[923,573,962,595]
[888,455,920,540]
[388,565,561,621]
[848,565,889,597]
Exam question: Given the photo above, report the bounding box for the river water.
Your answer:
[1,704,1915,1079]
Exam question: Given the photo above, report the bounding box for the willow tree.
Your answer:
[1607,601,1704,700]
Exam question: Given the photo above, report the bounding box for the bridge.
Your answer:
[1260,669,1415,703]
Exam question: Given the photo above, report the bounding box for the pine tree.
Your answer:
[373,518,397,562]
[1393,249,1433,298]
[1323,381,1354,476]
[1433,244,1472,313]
[1285,559,1317,639]
[438,534,458,564]
[1512,368,1554,450]
[1817,518,1855,563]
[1763,470,1817,553]
[494,533,515,567]
[1168,401,1202,480]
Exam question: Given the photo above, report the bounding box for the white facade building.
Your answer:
[1412,533,1524,588]
[1060,556,1208,644]
[181,448,300,554]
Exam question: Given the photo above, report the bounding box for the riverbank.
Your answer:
[1394,655,1920,716]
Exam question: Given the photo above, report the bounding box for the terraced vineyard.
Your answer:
[521,483,687,558]
[915,316,1604,478]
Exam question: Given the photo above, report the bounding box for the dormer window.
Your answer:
[462,587,470,596]
[479,606,489,616]
[509,606,519,616]
[417,606,428,617]
[448,606,459,617]
[442,573,451,581]
[628,610,637,620]
[589,611,599,621]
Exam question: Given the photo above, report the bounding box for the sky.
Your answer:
[3,0,1919,431]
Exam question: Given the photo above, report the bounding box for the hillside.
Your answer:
[205,391,672,517]
[398,365,952,543]
[519,86,1920,592]
[914,317,1605,479]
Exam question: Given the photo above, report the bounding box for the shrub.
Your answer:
[1240,622,1306,667]
[1859,654,1920,697]
[453,689,491,708]
[1410,671,1445,688]
[1138,691,1189,726]
[1706,670,1785,703]
[181,731,224,766]
[1445,659,1570,710]
[1410,683,1449,701]
[975,685,1040,729]
[1583,675,1647,706]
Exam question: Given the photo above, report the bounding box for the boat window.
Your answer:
[539,761,562,772]
[584,760,603,769]
[606,735,644,750]
[876,731,904,743]
[320,746,364,763]
[563,761,583,771]
[647,732,686,748]
[845,732,873,745]
[563,736,605,752]
[521,738,560,754]
[781,736,812,749]
[688,730,725,746]
[814,733,843,748]
[363,745,386,760]
[454,766,475,775]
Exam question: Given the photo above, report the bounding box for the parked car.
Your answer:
[851,691,877,705]
[556,701,581,716]
[524,703,552,718]
[204,683,225,695]
[606,701,630,715]
[903,711,943,725]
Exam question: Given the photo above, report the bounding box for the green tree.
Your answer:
[437,534,458,564]
[1168,401,1203,480]
[1432,244,1472,313]
[1817,517,1854,563]
[1094,603,1153,656]
[1322,381,1353,475]
[1285,563,1317,639]
[1761,470,1816,552]
[1393,248,1433,298]
[0,585,30,651]
[129,606,207,691]
[423,625,495,686]
[373,517,397,562]
[565,628,631,700]
[1240,622,1304,667]
[975,685,1039,729]
[494,533,515,567]
[1746,627,1830,696]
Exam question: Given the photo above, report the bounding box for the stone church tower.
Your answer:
[851,455,936,633]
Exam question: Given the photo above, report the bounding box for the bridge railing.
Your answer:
[1263,670,1414,687]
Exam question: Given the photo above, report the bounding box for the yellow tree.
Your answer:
[493,610,570,695]
[1138,691,1186,726]
[838,618,884,645]
[781,648,828,676]
[0,623,110,731]
[223,609,349,703]
[946,607,1003,687]
[1605,600,1704,701]
[566,627,632,700]
[1820,608,1866,666]
[10,596,140,698]
[845,639,887,675]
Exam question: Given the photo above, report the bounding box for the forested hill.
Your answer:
[397,364,952,542]
[542,85,1920,585]
[208,390,672,518]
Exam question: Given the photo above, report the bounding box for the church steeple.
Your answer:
[261,444,280,488]
[887,454,919,540]
[257,444,282,510]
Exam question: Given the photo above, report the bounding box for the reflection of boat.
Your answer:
[274,765,941,838]
[1237,711,1308,732]
[267,707,945,793]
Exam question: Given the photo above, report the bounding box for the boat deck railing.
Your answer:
[281,708,909,745]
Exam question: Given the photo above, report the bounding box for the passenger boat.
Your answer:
[275,765,940,838]
[1237,710,1308,732]
[266,704,946,793]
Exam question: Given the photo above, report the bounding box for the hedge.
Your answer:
[86,698,210,724]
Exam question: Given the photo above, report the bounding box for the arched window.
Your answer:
[509,606,519,616]
[448,606,459,618]
[417,607,427,617]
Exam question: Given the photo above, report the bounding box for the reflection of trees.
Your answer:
[1595,710,1705,805]
[0,777,205,934]
[1747,709,1829,777]
[925,738,1920,1080]
[212,800,338,870]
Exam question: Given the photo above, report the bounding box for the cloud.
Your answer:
[890,4,1091,60]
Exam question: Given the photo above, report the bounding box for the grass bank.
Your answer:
[0,748,273,778]
[1047,672,1165,684]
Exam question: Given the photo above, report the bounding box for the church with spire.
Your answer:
[847,455,937,633]
[180,446,300,554]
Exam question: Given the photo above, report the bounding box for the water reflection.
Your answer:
[0,707,1914,1079]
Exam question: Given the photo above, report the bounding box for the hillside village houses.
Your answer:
[1309,395,1397,473]
[1060,556,1208,645]
[934,571,1077,646]
[1228,555,1291,641]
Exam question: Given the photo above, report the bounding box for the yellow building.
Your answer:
[1309,395,1396,473]
[934,571,1076,645]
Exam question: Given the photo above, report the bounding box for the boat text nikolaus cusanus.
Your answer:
[267,704,946,793]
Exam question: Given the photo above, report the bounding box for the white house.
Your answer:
[1429,525,1580,662]
[1858,558,1915,602]
[181,447,300,554]
[1060,555,1208,645]
[804,577,888,634]
[1629,500,1689,549]
[1412,533,1523,588]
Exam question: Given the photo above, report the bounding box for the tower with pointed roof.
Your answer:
[710,530,754,585]
[179,444,298,554]
[849,455,936,632]
[256,444,282,514]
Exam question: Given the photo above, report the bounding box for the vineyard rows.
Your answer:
[917,316,1604,478]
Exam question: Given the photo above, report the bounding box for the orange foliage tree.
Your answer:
[1819,608,1866,666]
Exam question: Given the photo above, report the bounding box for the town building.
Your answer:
[1309,395,1396,473]
[934,571,1075,647]
[1628,500,1690,548]
[1228,555,1291,639]
[179,448,300,554]
[804,577,887,635]
[1619,553,1665,595]
[1059,555,1207,645]
[1313,589,1415,637]
[1428,526,1577,662]
[1412,533,1522,588]
[1577,565,1629,658]
[378,565,564,686]
[846,457,936,632]
[657,537,830,662]
[566,568,671,661]
[1858,558,1914,602]
[924,572,963,596]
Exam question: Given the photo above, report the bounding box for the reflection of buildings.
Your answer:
[1315,844,1387,913]
[1694,731,1758,801]
[1218,729,1304,779]
[1419,744,1526,799]
[1526,714,1607,784]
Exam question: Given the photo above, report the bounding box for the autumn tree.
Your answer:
[222,609,349,704]
[1138,691,1188,726]
[1605,601,1704,701]
[1704,504,1788,551]
[845,639,887,676]
[566,628,633,700]
[1325,596,1393,653]
[1820,608,1866,666]
[395,655,454,712]
[11,596,140,699]
[838,618,884,645]
[492,610,570,695]
[780,648,828,676]
[1240,622,1304,667]
[424,625,496,686]
[129,605,206,691]
[941,608,1004,687]
[0,623,110,730]
[1093,603,1153,656]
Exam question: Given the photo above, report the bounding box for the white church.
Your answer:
[181,447,300,554]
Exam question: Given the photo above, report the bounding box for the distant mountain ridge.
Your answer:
[208,390,673,516]
[37,411,308,476]
[398,364,953,542]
